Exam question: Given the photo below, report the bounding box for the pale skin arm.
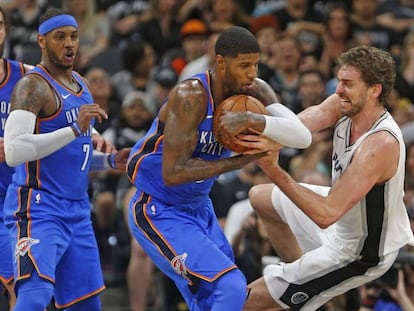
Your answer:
[248,131,399,228]
[161,80,266,186]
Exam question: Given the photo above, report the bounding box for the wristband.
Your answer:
[107,153,116,169]
[71,122,82,137]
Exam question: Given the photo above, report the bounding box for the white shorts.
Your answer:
[263,184,398,311]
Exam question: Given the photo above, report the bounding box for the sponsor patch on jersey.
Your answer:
[291,291,309,305]
[15,237,40,257]
[171,253,188,277]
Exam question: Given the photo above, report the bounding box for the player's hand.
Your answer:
[219,110,251,136]
[92,134,117,153]
[236,134,283,154]
[0,138,5,163]
[77,104,108,132]
[113,148,131,171]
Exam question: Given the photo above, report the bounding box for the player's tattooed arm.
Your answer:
[10,74,56,117]
[162,80,265,186]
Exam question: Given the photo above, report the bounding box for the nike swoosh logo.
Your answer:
[62,93,71,99]
[336,132,344,139]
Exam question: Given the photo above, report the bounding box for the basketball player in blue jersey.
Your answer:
[126,26,311,311]
[2,8,130,311]
[236,46,414,310]
[0,7,33,310]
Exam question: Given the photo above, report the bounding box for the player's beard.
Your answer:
[45,47,73,70]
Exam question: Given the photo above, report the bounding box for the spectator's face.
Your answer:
[182,35,207,61]
[327,8,350,40]
[85,68,112,100]
[299,73,326,107]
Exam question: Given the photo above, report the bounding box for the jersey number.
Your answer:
[81,144,90,171]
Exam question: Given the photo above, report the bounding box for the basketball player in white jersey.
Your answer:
[235,46,414,310]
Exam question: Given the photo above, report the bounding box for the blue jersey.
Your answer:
[127,71,231,206]
[12,65,94,200]
[0,59,25,195]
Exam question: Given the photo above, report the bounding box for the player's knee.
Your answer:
[249,184,275,218]
[14,278,54,311]
[214,269,247,303]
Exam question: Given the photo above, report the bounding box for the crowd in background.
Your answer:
[1,0,414,310]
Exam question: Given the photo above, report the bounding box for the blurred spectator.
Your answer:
[111,38,156,100]
[102,90,155,151]
[232,211,275,283]
[91,191,131,310]
[207,0,251,33]
[160,18,209,76]
[224,164,272,245]
[290,68,327,113]
[318,2,357,80]
[394,31,414,104]
[147,65,178,111]
[8,0,47,60]
[135,0,182,64]
[249,14,281,81]
[178,30,220,81]
[84,67,120,134]
[105,0,151,47]
[273,0,325,59]
[404,142,414,207]
[289,128,332,182]
[377,0,414,37]
[268,33,302,110]
[62,0,111,72]
[350,0,401,57]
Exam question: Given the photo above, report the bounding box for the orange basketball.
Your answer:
[213,95,268,153]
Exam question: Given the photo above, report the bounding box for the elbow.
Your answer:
[162,171,182,187]
[5,144,20,167]
[292,126,312,149]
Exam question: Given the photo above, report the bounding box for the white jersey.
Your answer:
[326,111,414,257]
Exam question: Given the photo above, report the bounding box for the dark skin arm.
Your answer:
[11,74,107,131]
[159,79,267,186]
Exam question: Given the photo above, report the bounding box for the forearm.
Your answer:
[4,110,76,166]
[261,103,312,149]
[262,163,334,228]
[163,152,266,186]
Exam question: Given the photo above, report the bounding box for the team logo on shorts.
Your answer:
[171,253,188,277]
[15,237,40,257]
[291,292,309,305]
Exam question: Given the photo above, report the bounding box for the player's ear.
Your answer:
[371,83,382,98]
[216,55,225,70]
[38,34,45,48]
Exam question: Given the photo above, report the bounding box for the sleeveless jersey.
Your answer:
[12,65,94,200]
[127,71,232,206]
[0,59,25,195]
[326,111,414,257]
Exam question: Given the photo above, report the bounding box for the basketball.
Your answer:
[213,95,268,153]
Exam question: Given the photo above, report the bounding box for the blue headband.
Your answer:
[38,15,78,35]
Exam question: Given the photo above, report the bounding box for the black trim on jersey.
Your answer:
[133,192,201,294]
[127,121,165,181]
[280,184,385,310]
[16,187,36,277]
[27,161,40,189]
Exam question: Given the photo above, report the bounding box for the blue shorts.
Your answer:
[129,191,237,310]
[0,196,14,285]
[3,185,104,308]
